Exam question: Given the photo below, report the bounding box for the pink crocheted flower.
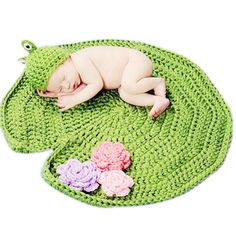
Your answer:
[99,170,134,197]
[91,141,131,172]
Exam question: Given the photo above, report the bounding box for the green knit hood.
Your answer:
[20,40,72,92]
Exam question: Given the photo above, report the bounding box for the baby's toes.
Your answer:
[149,109,156,119]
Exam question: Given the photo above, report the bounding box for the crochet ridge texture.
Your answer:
[0,39,233,207]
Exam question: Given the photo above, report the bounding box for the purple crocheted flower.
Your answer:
[56,159,101,192]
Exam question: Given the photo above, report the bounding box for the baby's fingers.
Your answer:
[55,101,63,107]
[44,92,57,97]
[54,99,61,106]
[54,101,66,112]
[37,89,57,98]
[59,107,68,112]
[55,98,68,108]
[58,104,72,112]
[36,89,46,97]
[58,103,74,112]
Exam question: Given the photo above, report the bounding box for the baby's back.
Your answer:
[71,46,146,89]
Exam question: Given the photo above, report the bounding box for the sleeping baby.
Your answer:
[22,40,170,119]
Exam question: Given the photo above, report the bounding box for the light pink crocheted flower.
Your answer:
[91,141,131,172]
[99,170,134,197]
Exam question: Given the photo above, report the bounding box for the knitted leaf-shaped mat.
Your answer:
[0,39,233,207]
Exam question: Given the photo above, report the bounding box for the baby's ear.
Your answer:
[18,56,27,64]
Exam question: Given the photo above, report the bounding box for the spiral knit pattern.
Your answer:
[0,39,233,207]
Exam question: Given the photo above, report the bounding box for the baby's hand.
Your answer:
[37,89,57,98]
[55,94,79,112]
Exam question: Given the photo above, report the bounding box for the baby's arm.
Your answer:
[71,56,103,103]
[56,56,103,111]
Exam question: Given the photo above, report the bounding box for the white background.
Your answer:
[0,0,235,235]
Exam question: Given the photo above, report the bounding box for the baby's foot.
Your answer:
[149,97,170,119]
[154,78,166,97]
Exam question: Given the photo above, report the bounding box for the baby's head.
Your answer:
[21,40,80,95]
[45,56,81,95]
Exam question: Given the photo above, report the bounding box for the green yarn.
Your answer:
[0,39,233,207]
[21,40,72,92]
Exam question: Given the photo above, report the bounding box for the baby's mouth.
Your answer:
[57,82,81,95]
[73,82,79,90]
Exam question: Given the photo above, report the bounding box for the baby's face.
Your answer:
[45,57,81,95]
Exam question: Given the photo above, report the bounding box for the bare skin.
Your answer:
[37,46,170,119]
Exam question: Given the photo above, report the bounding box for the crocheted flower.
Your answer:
[91,141,131,172]
[56,159,101,192]
[99,170,134,197]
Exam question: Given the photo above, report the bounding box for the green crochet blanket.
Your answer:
[0,39,233,207]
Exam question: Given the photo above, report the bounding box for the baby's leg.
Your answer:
[153,78,166,97]
[119,54,170,119]
[120,56,166,96]
[125,76,166,97]
[118,87,170,119]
